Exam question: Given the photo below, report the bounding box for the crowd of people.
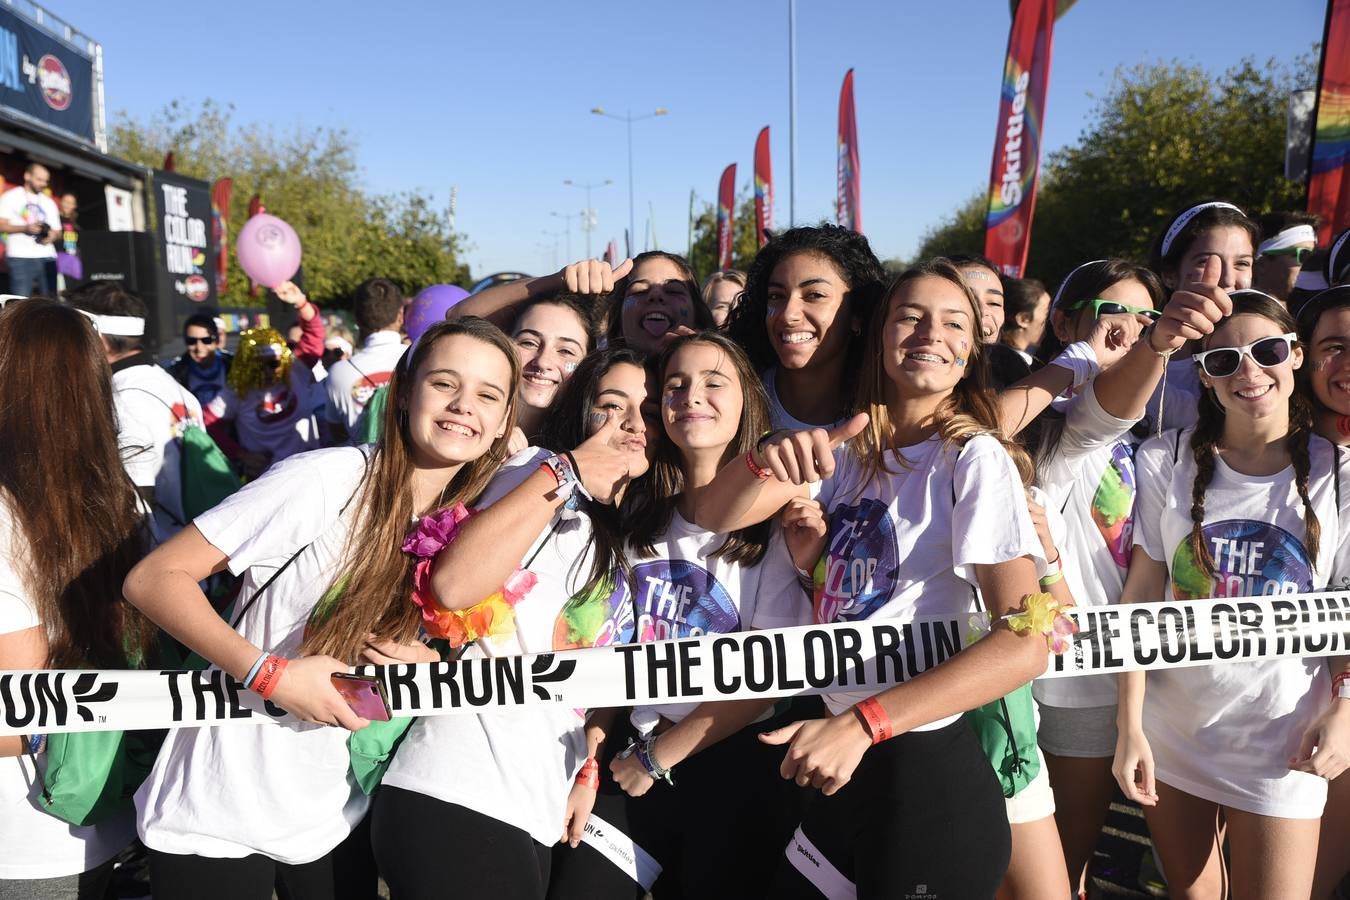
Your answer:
[1,199,1349,900]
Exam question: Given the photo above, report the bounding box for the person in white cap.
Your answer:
[66,282,204,541]
[1253,212,1319,303]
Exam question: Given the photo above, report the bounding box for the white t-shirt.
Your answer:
[324,332,406,430]
[0,498,136,879]
[810,435,1045,725]
[384,447,604,847]
[1034,382,1141,708]
[764,367,844,432]
[112,362,205,540]
[1133,429,1347,818]
[0,186,59,259]
[136,447,371,863]
[209,365,320,463]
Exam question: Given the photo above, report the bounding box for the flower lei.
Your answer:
[403,502,538,647]
[967,591,1079,655]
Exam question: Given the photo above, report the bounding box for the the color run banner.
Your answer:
[210,178,233,296]
[3,592,1348,737]
[754,126,773,248]
[1308,0,1350,243]
[836,69,862,233]
[716,163,736,270]
[983,0,1056,277]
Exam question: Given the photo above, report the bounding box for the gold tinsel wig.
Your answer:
[228,327,294,395]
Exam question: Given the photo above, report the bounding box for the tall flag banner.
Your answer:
[1308,0,1350,243]
[983,0,1056,277]
[836,70,862,232]
[754,126,773,247]
[210,178,233,295]
[717,163,737,270]
[247,194,264,298]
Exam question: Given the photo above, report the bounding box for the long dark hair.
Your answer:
[301,317,521,662]
[0,299,154,668]
[852,259,1032,488]
[626,331,772,565]
[728,224,885,397]
[1187,292,1319,579]
[538,348,646,593]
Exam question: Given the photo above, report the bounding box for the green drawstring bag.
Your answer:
[35,727,166,826]
[351,385,388,446]
[348,718,415,795]
[180,423,241,520]
[964,683,1041,798]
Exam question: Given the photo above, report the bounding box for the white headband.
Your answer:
[1052,259,1108,308]
[77,310,145,336]
[1329,229,1350,285]
[324,337,353,356]
[1160,202,1243,257]
[1257,224,1317,256]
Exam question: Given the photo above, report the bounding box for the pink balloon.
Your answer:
[236,214,302,288]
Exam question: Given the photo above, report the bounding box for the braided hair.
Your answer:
[1187,291,1319,579]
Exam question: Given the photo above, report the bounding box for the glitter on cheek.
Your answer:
[563,362,578,375]
[1311,357,1331,372]
[662,393,677,408]
[954,358,967,368]
[587,411,609,431]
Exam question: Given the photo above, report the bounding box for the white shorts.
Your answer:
[1005,746,1056,825]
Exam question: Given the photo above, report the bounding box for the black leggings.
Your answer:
[148,813,377,900]
[372,786,552,900]
[548,705,811,900]
[772,717,1011,899]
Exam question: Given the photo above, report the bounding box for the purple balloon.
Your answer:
[405,284,470,345]
[236,214,302,288]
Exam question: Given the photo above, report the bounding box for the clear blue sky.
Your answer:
[57,0,1325,279]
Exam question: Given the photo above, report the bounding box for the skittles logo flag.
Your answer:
[983,0,1057,277]
[754,126,773,248]
[716,163,736,270]
[836,69,862,233]
[1170,520,1313,602]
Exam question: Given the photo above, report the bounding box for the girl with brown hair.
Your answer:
[0,299,155,899]
[1115,290,1350,899]
[123,317,522,900]
[692,259,1054,897]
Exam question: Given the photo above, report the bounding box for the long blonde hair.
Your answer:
[851,258,1032,487]
[301,317,521,662]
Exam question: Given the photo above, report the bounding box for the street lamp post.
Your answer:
[591,106,667,256]
[550,211,580,261]
[564,178,613,259]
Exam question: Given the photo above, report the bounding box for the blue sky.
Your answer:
[58,0,1325,279]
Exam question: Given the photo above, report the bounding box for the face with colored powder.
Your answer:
[881,275,977,401]
[1308,306,1350,417]
[511,302,590,410]
[587,361,651,480]
[958,265,1004,343]
[619,257,696,354]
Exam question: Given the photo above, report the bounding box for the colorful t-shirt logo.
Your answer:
[815,498,900,624]
[1092,441,1136,569]
[552,559,739,648]
[1171,518,1312,600]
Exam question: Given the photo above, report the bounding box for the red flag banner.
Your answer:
[717,163,736,270]
[983,0,1056,277]
[1308,0,1350,243]
[210,177,233,295]
[754,126,773,247]
[836,70,861,232]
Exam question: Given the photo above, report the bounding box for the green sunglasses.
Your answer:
[1065,297,1162,322]
[1260,246,1314,265]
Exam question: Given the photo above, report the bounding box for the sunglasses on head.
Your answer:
[1261,246,1313,265]
[184,335,217,346]
[1192,333,1297,378]
[1065,297,1162,322]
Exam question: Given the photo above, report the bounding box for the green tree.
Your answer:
[915,56,1312,287]
[687,187,761,280]
[110,99,469,308]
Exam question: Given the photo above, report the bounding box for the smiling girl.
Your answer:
[123,318,520,900]
[509,294,597,448]
[694,259,1051,897]
[1115,291,1350,899]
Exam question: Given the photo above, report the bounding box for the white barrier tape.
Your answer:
[578,813,663,891]
[2,592,1348,737]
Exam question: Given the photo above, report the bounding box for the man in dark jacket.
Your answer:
[164,312,234,409]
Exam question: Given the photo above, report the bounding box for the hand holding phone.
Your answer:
[330,673,392,722]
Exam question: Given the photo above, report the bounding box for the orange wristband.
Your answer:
[575,756,600,790]
[249,655,288,700]
[745,450,772,479]
[852,697,892,745]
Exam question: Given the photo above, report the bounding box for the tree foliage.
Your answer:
[687,187,762,279]
[914,56,1312,287]
[110,99,469,308]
